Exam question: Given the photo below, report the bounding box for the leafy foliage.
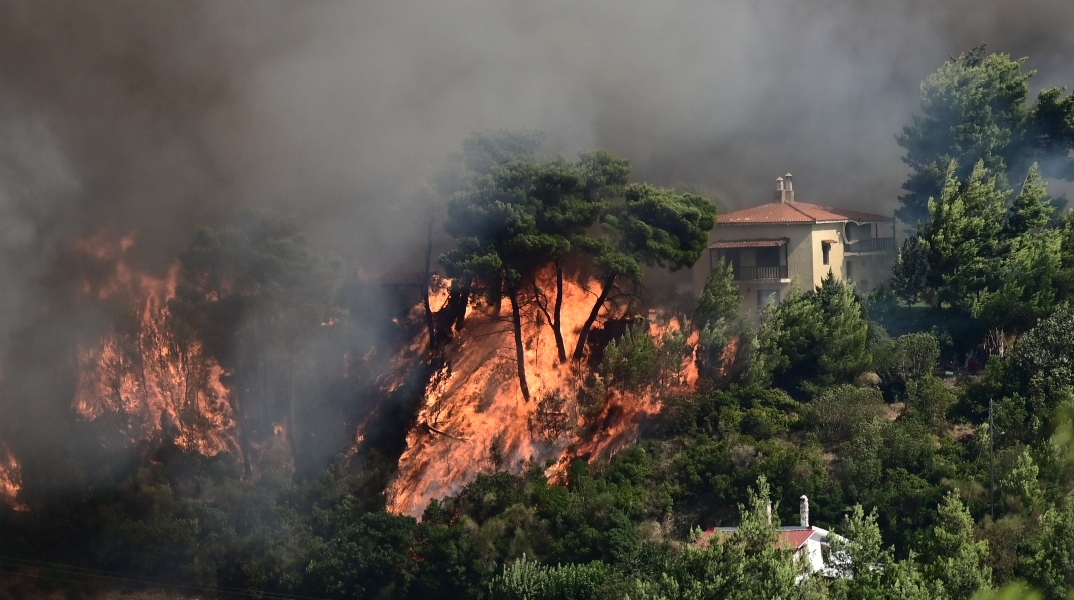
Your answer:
[898,47,1074,227]
[756,274,871,395]
[925,491,992,600]
[892,235,929,308]
[598,323,689,394]
[696,259,740,328]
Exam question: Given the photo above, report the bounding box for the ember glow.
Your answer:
[0,444,21,506]
[386,269,699,517]
[72,235,238,456]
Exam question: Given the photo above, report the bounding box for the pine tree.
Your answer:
[919,161,1009,310]
[897,47,1074,228]
[1005,164,1054,237]
[816,273,873,386]
[696,259,740,328]
[891,236,928,309]
[572,183,715,361]
[1023,495,1074,600]
[926,491,992,600]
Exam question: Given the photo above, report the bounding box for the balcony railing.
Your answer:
[845,237,895,253]
[732,265,788,281]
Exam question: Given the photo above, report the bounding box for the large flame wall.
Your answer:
[72,236,238,456]
[386,271,698,517]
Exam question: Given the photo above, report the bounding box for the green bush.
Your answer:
[810,385,886,445]
[906,375,957,429]
[878,332,941,397]
[599,325,659,392]
[599,323,690,393]
[488,554,611,600]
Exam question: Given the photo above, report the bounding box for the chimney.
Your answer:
[784,173,795,203]
[774,177,784,202]
[800,495,809,527]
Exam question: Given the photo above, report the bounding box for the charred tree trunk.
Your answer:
[422,228,438,352]
[441,279,471,334]
[233,392,253,476]
[552,262,567,363]
[235,332,253,476]
[253,318,272,434]
[531,263,568,364]
[572,273,617,362]
[507,284,531,402]
[421,222,437,349]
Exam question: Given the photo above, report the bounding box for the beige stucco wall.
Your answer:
[692,219,896,317]
[693,223,814,316]
[808,224,844,287]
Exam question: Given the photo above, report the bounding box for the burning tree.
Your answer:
[171,211,344,472]
[572,182,716,362]
[441,137,715,400]
[440,148,630,400]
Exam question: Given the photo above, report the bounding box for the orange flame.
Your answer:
[385,268,699,517]
[0,444,21,508]
[718,335,741,379]
[72,235,238,456]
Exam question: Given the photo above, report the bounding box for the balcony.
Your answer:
[844,237,895,254]
[732,265,789,281]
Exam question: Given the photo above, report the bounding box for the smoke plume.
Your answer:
[2,0,1073,489]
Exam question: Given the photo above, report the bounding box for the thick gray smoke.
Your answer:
[1,0,1073,479]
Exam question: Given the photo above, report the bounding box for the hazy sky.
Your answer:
[4,1,1074,271]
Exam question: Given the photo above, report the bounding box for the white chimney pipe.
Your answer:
[774,177,784,202]
[784,173,794,203]
[800,495,809,527]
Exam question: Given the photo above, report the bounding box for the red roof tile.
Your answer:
[710,238,788,249]
[695,526,816,550]
[777,528,816,549]
[718,202,892,225]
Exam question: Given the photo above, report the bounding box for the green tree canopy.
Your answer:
[919,161,1009,310]
[898,46,1074,227]
[573,183,716,361]
[440,136,633,395]
[757,273,872,395]
[696,259,740,328]
[925,490,992,600]
[891,235,928,309]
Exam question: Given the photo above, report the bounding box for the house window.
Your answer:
[845,223,873,241]
[755,246,780,268]
[758,289,780,309]
[845,260,853,280]
[717,249,742,278]
[822,242,831,266]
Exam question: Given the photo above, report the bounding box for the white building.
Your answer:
[694,495,849,581]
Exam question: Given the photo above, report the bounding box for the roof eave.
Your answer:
[718,220,814,225]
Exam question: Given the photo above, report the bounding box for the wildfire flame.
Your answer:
[0,444,21,508]
[72,234,238,456]
[385,268,699,517]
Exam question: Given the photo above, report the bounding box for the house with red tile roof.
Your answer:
[693,174,896,314]
[694,496,849,582]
